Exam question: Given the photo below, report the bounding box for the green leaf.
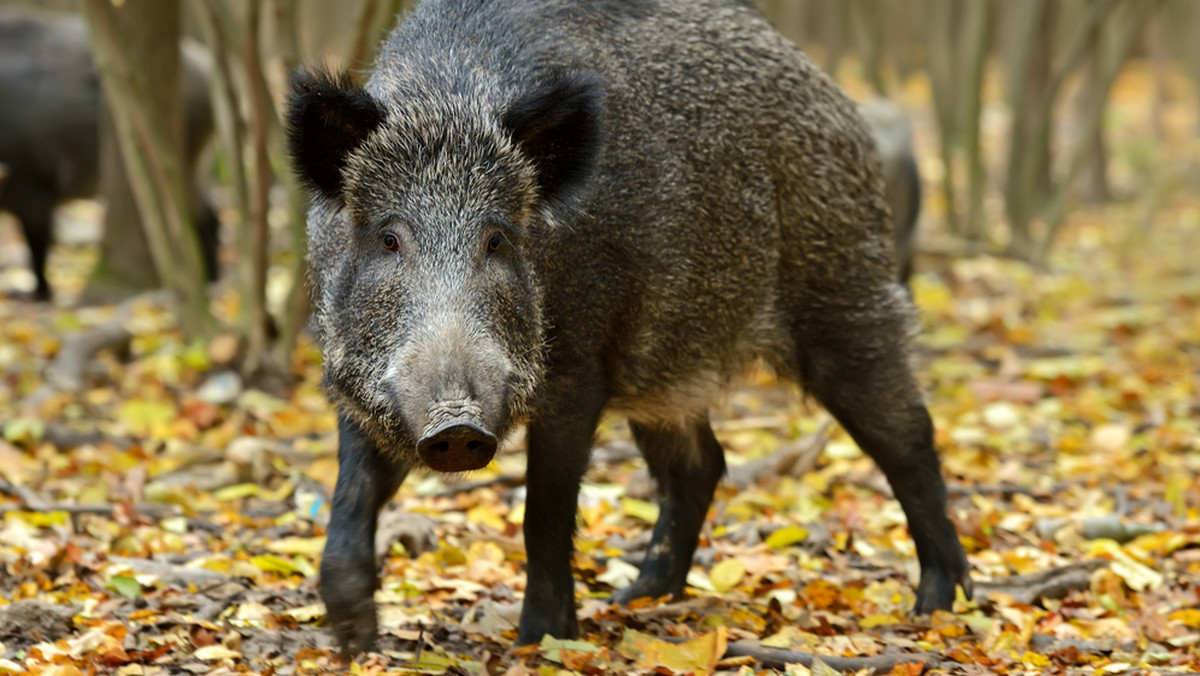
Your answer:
[3,418,44,445]
[107,575,143,599]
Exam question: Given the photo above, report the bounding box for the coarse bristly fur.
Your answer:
[287,0,971,656]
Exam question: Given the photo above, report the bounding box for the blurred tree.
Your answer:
[191,0,296,386]
[81,0,213,334]
[185,0,409,387]
[1005,0,1162,260]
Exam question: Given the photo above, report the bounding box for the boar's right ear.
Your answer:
[286,68,386,200]
[502,72,603,208]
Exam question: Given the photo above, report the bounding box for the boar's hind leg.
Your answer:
[321,415,411,656]
[12,196,56,301]
[516,387,607,646]
[612,419,725,605]
[795,319,971,614]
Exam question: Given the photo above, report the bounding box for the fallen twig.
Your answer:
[946,481,1069,498]
[973,560,1107,605]
[657,634,941,673]
[623,596,727,620]
[43,290,170,394]
[726,418,833,488]
[41,423,132,450]
[1029,632,1134,655]
[106,555,230,587]
[0,478,48,509]
[725,641,939,673]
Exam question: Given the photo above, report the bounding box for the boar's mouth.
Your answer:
[416,399,498,472]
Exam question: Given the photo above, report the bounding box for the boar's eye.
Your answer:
[486,234,503,255]
[382,232,401,253]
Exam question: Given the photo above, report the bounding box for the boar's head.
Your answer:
[287,68,602,472]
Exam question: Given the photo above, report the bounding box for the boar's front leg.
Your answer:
[321,415,411,656]
[515,384,607,645]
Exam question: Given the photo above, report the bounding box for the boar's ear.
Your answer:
[286,68,386,200]
[502,72,603,207]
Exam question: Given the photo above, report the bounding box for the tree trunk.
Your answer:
[1076,37,1112,204]
[84,0,184,304]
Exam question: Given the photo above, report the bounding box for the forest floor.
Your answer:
[2,66,1200,675]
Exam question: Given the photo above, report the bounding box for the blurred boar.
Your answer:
[0,8,218,300]
[859,97,923,285]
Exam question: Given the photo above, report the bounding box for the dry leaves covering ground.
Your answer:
[1,65,1200,675]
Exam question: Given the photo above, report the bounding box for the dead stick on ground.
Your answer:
[642,561,1109,672]
[43,290,170,393]
[726,418,833,488]
[658,635,941,673]
[0,478,48,509]
[973,560,1107,605]
[725,641,940,673]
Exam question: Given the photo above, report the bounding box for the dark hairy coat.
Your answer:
[291,0,969,655]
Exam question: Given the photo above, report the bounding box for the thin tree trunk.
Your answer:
[854,0,887,94]
[1005,0,1120,258]
[924,0,962,235]
[85,0,182,303]
[1002,0,1047,254]
[1037,0,1163,261]
[241,0,272,379]
[960,0,991,242]
[1076,33,1112,204]
[81,0,213,334]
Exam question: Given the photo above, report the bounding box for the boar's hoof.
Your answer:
[913,543,973,614]
[418,420,498,472]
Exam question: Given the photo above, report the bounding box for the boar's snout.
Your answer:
[417,403,498,472]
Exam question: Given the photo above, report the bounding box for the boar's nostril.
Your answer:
[417,421,498,473]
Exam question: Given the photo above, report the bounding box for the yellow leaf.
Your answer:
[467,505,507,531]
[765,525,809,549]
[860,613,902,628]
[283,604,325,623]
[193,645,242,660]
[266,536,326,556]
[116,399,176,436]
[1169,609,1200,629]
[621,497,660,524]
[250,554,304,576]
[710,558,746,594]
[617,627,727,676]
[160,516,188,534]
[261,479,295,502]
[760,625,819,651]
[1110,556,1163,592]
[213,483,260,501]
[304,456,341,489]
[1086,540,1163,591]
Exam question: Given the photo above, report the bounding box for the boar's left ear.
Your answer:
[502,72,603,208]
[286,68,386,200]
